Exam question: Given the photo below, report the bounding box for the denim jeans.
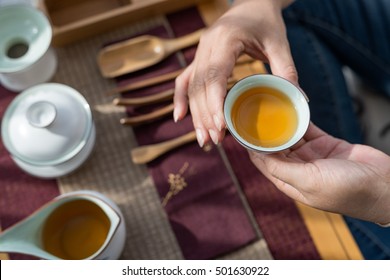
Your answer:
[282,0,390,259]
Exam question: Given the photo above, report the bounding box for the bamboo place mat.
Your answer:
[0,0,362,260]
[52,17,184,260]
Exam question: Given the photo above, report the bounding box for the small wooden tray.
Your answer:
[38,0,221,46]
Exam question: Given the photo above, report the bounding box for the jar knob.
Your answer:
[26,101,57,128]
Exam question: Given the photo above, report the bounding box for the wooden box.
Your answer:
[38,0,228,46]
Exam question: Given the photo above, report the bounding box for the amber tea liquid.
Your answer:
[231,86,298,147]
[42,199,110,260]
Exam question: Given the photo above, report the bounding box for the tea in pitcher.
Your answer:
[42,199,110,260]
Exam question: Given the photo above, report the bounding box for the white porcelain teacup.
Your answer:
[224,74,310,153]
[0,190,126,260]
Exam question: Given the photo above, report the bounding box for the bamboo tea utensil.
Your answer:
[98,29,205,78]
[113,88,174,107]
[131,131,197,164]
[120,103,174,126]
[107,69,183,95]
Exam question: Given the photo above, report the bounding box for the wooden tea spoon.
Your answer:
[113,88,174,107]
[120,103,174,126]
[98,29,205,78]
[107,69,183,95]
[131,131,197,164]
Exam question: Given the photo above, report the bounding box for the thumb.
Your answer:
[249,151,309,201]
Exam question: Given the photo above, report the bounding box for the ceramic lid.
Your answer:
[1,83,93,166]
[0,5,52,73]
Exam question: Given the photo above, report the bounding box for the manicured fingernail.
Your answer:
[173,108,179,123]
[213,115,223,132]
[209,129,219,145]
[196,129,204,148]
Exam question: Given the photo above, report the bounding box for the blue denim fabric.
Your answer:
[281,0,390,259]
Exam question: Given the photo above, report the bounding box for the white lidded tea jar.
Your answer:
[1,83,96,178]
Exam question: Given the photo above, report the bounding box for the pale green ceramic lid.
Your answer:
[1,83,93,166]
[0,5,52,73]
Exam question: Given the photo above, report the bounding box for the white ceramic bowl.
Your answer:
[224,74,310,153]
[1,83,96,178]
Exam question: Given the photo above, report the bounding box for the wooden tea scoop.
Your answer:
[120,103,174,126]
[131,131,197,164]
[113,88,174,107]
[107,69,182,95]
[98,29,205,78]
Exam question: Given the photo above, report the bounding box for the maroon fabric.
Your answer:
[0,86,60,259]
[222,135,321,259]
[116,7,257,259]
[138,116,256,259]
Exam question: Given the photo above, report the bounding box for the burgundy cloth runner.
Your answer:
[0,86,60,260]
[117,8,257,259]
[222,135,320,259]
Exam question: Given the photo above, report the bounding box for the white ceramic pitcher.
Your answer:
[0,190,126,260]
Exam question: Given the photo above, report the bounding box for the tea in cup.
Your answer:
[224,74,310,152]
